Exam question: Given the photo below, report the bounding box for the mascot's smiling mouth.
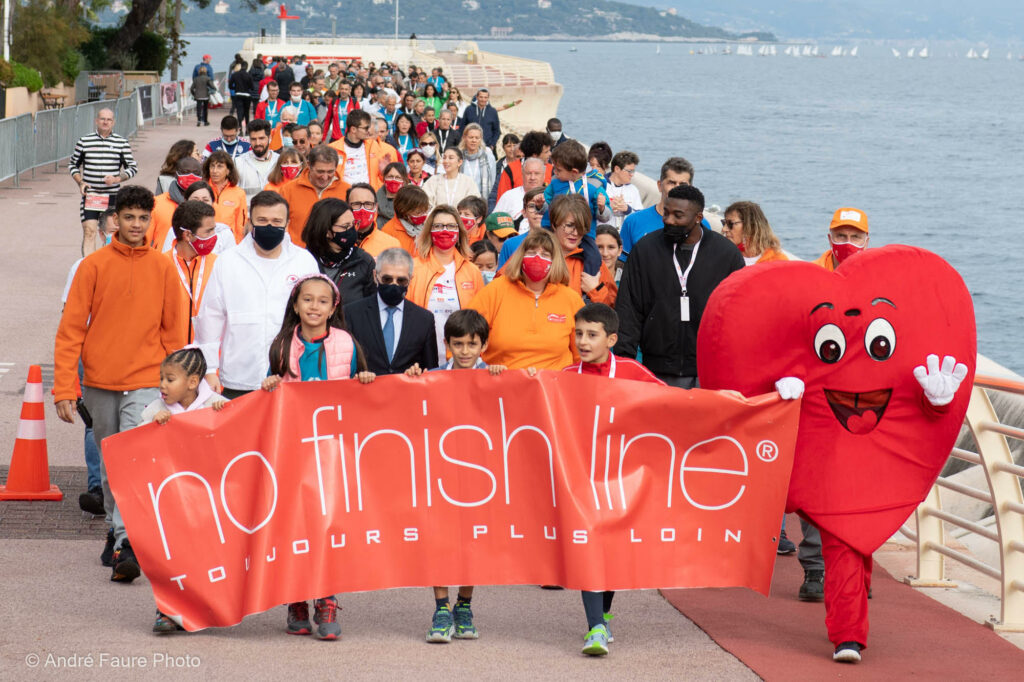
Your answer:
[824,389,893,435]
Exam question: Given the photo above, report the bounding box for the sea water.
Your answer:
[186,37,1022,369]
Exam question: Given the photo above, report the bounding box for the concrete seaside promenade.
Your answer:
[1,112,1022,679]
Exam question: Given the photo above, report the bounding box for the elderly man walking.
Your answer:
[68,107,138,255]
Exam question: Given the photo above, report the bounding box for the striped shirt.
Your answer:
[68,131,138,195]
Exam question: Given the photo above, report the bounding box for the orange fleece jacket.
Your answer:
[468,275,583,370]
[328,137,393,190]
[280,168,351,247]
[380,216,418,255]
[357,227,402,259]
[146,192,178,249]
[565,249,618,306]
[54,237,185,402]
[813,249,837,271]
[407,249,484,310]
[210,183,248,242]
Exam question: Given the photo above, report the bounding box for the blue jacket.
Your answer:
[287,99,318,127]
[460,104,501,148]
[542,176,608,228]
[192,63,212,79]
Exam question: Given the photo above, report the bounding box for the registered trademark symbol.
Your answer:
[756,440,779,462]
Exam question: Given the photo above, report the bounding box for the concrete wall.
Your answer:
[3,84,77,118]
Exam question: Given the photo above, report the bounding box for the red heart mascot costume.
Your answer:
[697,243,976,662]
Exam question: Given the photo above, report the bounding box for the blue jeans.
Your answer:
[84,427,101,490]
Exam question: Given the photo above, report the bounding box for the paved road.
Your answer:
[0,115,758,680]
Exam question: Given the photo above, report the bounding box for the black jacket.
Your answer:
[344,295,438,375]
[229,69,254,97]
[614,228,744,377]
[317,247,377,307]
[434,127,461,154]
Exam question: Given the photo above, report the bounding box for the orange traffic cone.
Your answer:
[0,365,63,500]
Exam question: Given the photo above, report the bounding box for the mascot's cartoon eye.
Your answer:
[814,323,846,364]
[864,318,896,361]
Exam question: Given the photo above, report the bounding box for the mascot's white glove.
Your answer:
[913,354,969,406]
[775,376,805,400]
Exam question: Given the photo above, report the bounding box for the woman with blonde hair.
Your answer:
[721,201,789,265]
[468,229,583,370]
[407,205,484,360]
[458,122,496,199]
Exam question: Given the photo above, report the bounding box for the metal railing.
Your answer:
[443,62,556,89]
[0,91,140,187]
[902,374,1024,631]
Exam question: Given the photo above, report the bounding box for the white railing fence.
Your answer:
[903,375,1024,631]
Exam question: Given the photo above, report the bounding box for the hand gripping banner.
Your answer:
[103,371,800,630]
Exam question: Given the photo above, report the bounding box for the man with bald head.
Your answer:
[69,108,138,254]
[494,157,546,220]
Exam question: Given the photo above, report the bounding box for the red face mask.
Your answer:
[460,215,476,231]
[384,179,404,194]
[430,229,458,251]
[831,240,865,265]
[281,165,301,180]
[191,233,218,256]
[176,173,202,191]
[353,207,377,231]
[736,242,746,253]
[522,253,552,282]
[409,212,428,227]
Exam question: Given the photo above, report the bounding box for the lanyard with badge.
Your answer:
[672,236,700,322]
[578,353,616,378]
[174,254,207,312]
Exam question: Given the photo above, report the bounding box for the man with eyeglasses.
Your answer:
[196,190,318,399]
[344,248,438,375]
[494,157,546,221]
[329,109,393,190]
[602,151,644,229]
[813,208,870,271]
[346,183,401,258]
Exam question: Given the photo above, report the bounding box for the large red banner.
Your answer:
[103,371,800,631]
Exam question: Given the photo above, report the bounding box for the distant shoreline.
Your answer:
[182,33,776,44]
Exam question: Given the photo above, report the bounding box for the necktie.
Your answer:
[383,306,397,363]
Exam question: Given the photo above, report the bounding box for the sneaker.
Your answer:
[833,641,862,663]
[153,610,185,634]
[79,486,104,515]
[426,605,454,643]
[453,601,478,639]
[100,528,115,567]
[286,602,311,635]
[581,624,610,656]
[603,612,615,643]
[799,569,825,602]
[312,596,341,640]
[110,539,140,583]
[777,529,796,555]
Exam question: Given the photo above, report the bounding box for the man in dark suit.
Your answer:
[434,110,461,154]
[344,248,438,375]
[459,88,501,150]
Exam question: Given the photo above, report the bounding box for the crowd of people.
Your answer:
[59,55,879,662]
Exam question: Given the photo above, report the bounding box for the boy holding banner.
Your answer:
[563,303,665,656]
[405,309,506,643]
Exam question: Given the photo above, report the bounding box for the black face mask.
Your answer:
[252,223,286,250]
[330,227,358,252]
[663,223,695,244]
[378,282,407,306]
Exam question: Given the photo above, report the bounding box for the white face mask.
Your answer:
[421,144,436,158]
[550,130,563,141]
[481,270,495,285]
[291,95,301,104]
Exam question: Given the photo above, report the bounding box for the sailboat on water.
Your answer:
[919,47,929,58]
[966,48,978,59]
[850,46,859,57]
[981,48,990,60]
[892,48,901,58]
[907,47,916,58]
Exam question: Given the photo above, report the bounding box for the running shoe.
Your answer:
[153,610,185,634]
[426,604,454,643]
[313,596,341,640]
[777,529,796,555]
[100,528,115,567]
[833,641,862,663]
[603,612,614,643]
[582,624,609,656]
[110,540,140,583]
[287,601,312,635]
[453,601,478,639]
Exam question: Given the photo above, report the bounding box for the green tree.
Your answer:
[11,0,90,86]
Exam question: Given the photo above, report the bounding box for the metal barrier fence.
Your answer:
[0,91,140,187]
[902,374,1024,631]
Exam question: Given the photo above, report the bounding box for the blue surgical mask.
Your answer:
[104,233,113,246]
[281,136,294,147]
[481,270,495,285]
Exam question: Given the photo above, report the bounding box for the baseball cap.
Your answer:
[485,212,517,238]
[829,207,868,233]
[203,54,211,61]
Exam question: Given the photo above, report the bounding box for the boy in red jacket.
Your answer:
[562,303,665,655]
